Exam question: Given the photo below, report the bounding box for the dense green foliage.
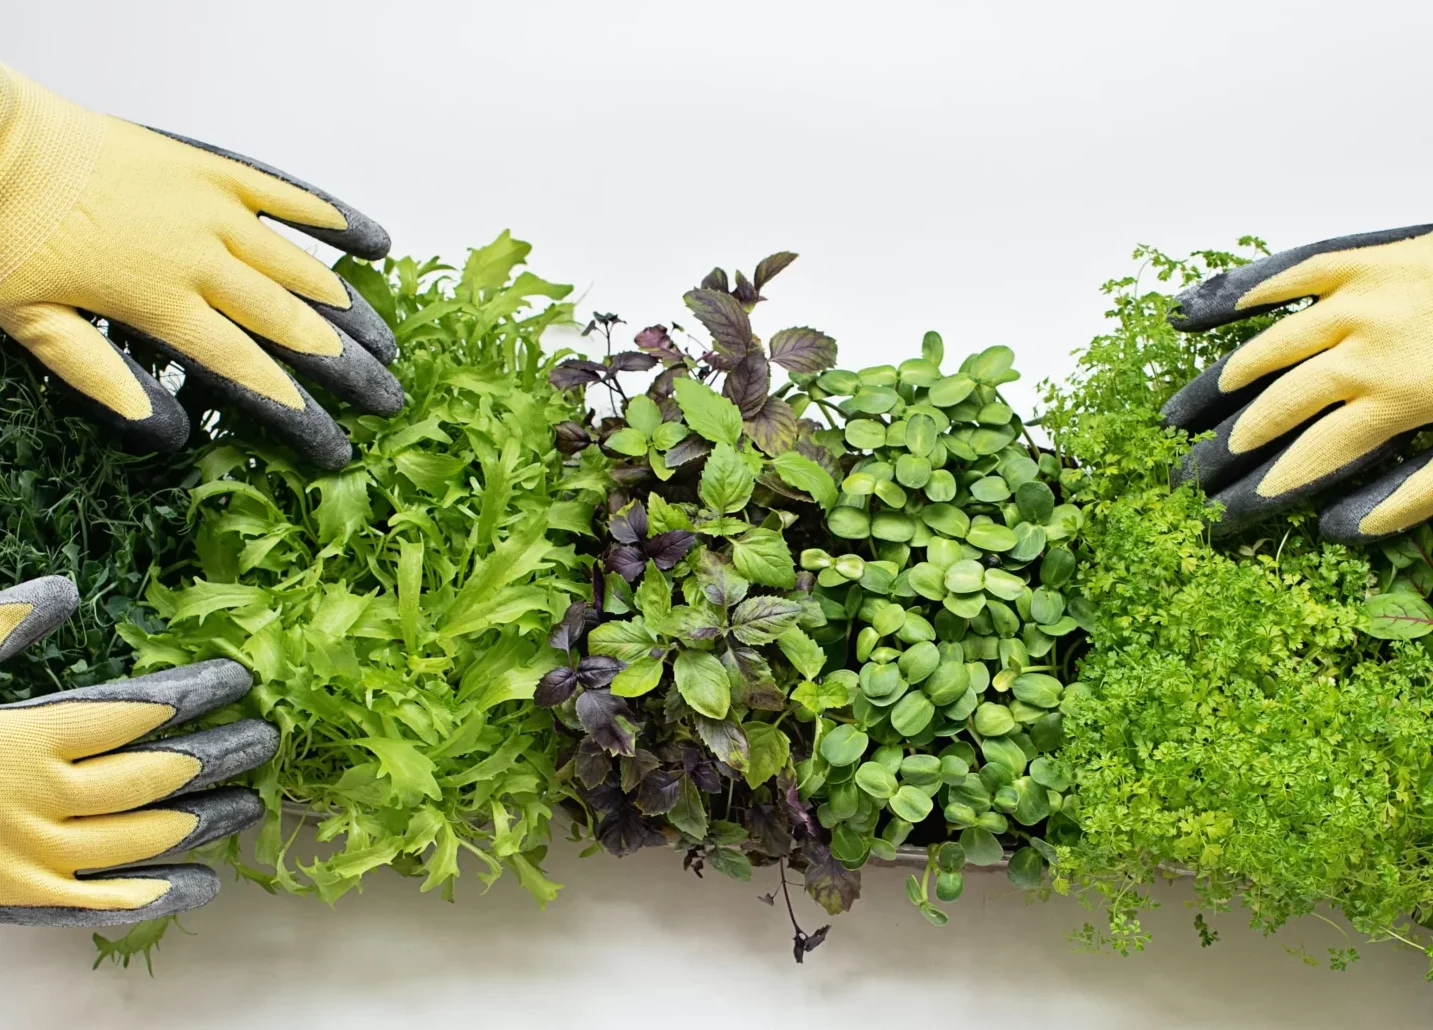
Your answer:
[798,342,1086,924]
[0,343,193,703]
[120,234,605,913]
[1043,241,1433,975]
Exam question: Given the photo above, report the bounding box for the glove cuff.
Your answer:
[0,64,106,286]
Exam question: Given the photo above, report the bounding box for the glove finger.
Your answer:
[1321,448,1433,544]
[0,865,219,927]
[0,575,77,661]
[3,659,253,757]
[203,258,403,415]
[150,127,391,261]
[1,303,189,454]
[1200,411,1407,538]
[65,786,265,872]
[226,219,397,363]
[1170,224,1433,332]
[1222,348,1359,460]
[107,317,354,469]
[62,719,278,815]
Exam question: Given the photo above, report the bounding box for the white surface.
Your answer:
[6,0,1433,1025]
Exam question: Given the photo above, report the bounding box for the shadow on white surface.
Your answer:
[1,835,1427,1029]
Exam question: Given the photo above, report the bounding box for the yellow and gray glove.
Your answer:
[0,576,276,926]
[1163,224,1433,543]
[0,63,402,469]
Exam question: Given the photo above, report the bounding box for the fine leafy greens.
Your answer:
[119,233,606,914]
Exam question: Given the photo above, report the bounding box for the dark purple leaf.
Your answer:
[683,289,753,362]
[591,562,606,611]
[656,395,682,422]
[609,500,649,545]
[663,435,711,468]
[794,925,830,964]
[620,749,661,794]
[684,747,723,793]
[645,530,697,570]
[576,690,640,757]
[782,777,821,840]
[548,601,594,653]
[574,737,612,790]
[636,769,681,816]
[744,396,798,456]
[746,804,794,858]
[635,324,682,361]
[604,544,647,583]
[582,776,626,814]
[794,570,816,594]
[694,715,750,773]
[753,252,798,290]
[768,327,837,375]
[606,490,631,518]
[722,350,771,420]
[597,807,664,856]
[534,666,578,707]
[548,358,610,390]
[650,365,687,398]
[703,349,739,372]
[803,840,862,915]
[577,655,626,689]
[554,420,592,455]
[610,465,651,488]
[700,267,730,292]
[730,596,803,646]
[609,350,660,372]
[733,269,760,307]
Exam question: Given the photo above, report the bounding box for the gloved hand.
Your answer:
[1163,224,1433,544]
[0,63,403,470]
[0,576,276,926]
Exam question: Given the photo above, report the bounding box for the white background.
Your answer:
[6,0,1433,1025]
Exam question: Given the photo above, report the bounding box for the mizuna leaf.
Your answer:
[442,517,552,637]
[308,469,373,546]
[767,327,836,374]
[356,738,442,807]
[744,396,798,456]
[683,288,753,361]
[723,351,771,420]
[673,378,743,447]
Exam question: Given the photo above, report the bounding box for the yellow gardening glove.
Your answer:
[0,63,403,469]
[1163,224,1433,544]
[0,576,276,926]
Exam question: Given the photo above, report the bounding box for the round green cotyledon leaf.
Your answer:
[855,760,899,800]
[899,753,942,786]
[1006,846,1044,889]
[907,562,947,601]
[970,476,1011,503]
[897,640,940,683]
[849,386,898,414]
[871,512,916,542]
[896,454,932,489]
[820,724,870,767]
[974,701,1015,736]
[924,469,957,502]
[890,691,936,736]
[943,559,984,594]
[889,784,934,823]
[967,522,1017,551]
[959,826,1004,866]
[921,504,970,538]
[818,369,860,394]
[982,567,1026,601]
[1008,523,1047,562]
[981,734,1028,775]
[845,419,887,449]
[1030,756,1072,792]
[929,373,975,407]
[1012,672,1062,708]
[1039,547,1076,587]
[1030,588,1065,625]
[904,413,937,456]
[828,506,871,539]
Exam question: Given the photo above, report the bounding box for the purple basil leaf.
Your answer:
[534,666,578,707]
[549,600,594,652]
[744,395,798,456]
[663,435,711,468]
[582,775,626,814]
[794,925,830,964]
[650,365,687,398]
[635,324,681,359]
[753,252,798,290]
[575,737,613,790]
[722,350,771,420]
[548,358,610,390]
[591,562,606,611]
[803,839,862,915]
[597,806,664,857]
[620,748,662,794]
[703,349,739,372]
[767,327,837,375]
[609,500,649,545]
[683,289,752,362]
[746,803,794,858]
[794,570,816,594]
[636,769,681,816]
[605,544,648,583]
[554,420,592,454]
[732,269,760,307]
[796,436,842,480]
[577,655,626,689]
[699,267,730,292]
[694,715,750,773]
[646,530,697,570]
[576,689,640,757]
[782,778,821,840]
[609,350,660,372]
[684,746,723,792]
[610,465,651,488]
